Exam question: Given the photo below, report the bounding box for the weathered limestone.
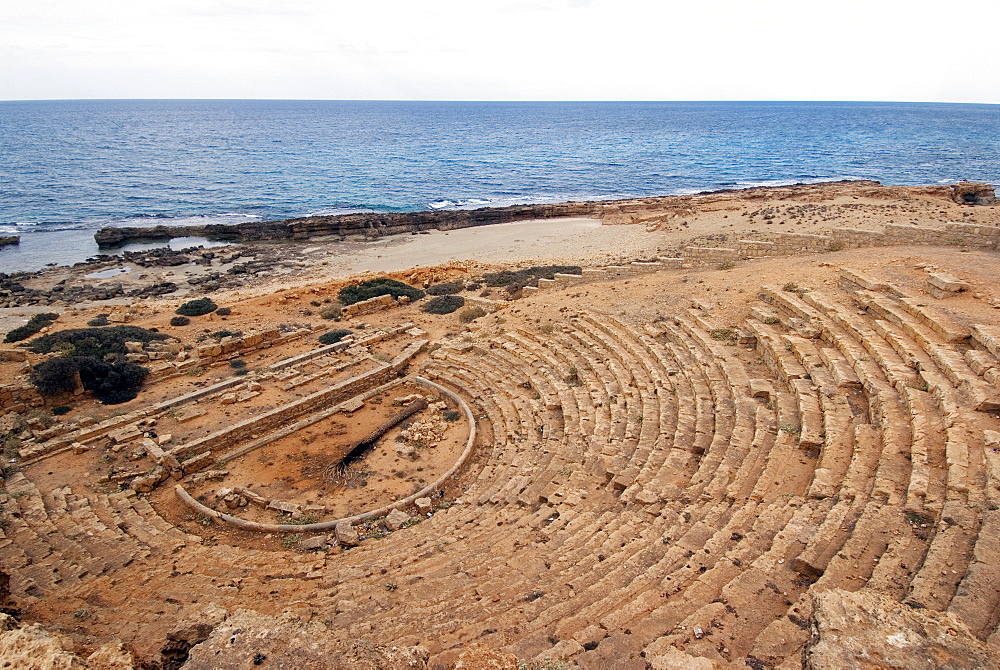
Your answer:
[927,271,971,299]
[335,521,359,547]
[805,589,997,670]
[950,181,996,205]
[385,508,412,531]
[341,294,395,317]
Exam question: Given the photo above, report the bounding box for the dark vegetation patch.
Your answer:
[319,329,353,345]
[169,316,190,327]
[31,357,149,405]
[208,330,242,340]
[214,307,231,316]
[175,297,218,317]
[25,326,168,360]
[25,326,169,405]
[422,295,465,314]
[426,281,463,296]
[483,265,582,293]
[4,312,59,343]
[337,278,424,306]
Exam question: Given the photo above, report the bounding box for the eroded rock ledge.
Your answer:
[93,180,895,247]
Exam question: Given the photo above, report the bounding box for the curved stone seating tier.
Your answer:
[760,277,996,621]
[5,269,1000,669]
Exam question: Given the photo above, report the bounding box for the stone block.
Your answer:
[335,521,359,546]
[299,535,330,551]
[267,500,301,515]
[928,272,970,297]
[415,497,433,514]
[385,508,412,531]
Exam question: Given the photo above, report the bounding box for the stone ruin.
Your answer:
[3,236,1000,667]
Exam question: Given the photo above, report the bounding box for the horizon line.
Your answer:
[2,98,999,106]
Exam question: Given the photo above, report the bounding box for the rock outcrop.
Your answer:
[0,614,135,669]
[180,610,428,669]
[805,589,998,670]
[950,181,996,205]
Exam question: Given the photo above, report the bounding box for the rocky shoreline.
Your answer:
[93,179,912,248]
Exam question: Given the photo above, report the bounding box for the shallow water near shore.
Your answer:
[1,100,998,272]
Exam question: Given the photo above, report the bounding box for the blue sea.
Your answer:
[0,100,998,272]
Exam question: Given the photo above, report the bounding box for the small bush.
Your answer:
[30,358,81,395]
[4,312,59,343]
[423,295,465,315]
[170,316,191,327]
[31,356,149,405]
[210,329,242,340]
[234,368,249,376]
[483,265,582,292]
[319,305,342,320]
[87,314,110,327]
[319,329,352,345]
[229,359,246,368]
[175,297,218,317]
[338,278,424,306]
[51,405,72,416]
[215,307,231,316]
[28,326,169,360]
[710,328,736,342]
[442,410,461,422]
[459,306,487,323]
[426,281,463,296]
[79,359,149,405]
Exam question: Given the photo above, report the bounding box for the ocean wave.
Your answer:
[306,206,378,217]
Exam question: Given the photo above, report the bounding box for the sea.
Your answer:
[0,100,998,273]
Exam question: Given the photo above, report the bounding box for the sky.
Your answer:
[2,0,998,103]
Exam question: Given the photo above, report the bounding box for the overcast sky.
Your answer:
[2,0,998,102]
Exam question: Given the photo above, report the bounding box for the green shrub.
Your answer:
[26,326,168,359]
[319,329,352,345]
[423,295,465,314]
[51,405,72,416]
[459,306,487,323]
[175,297,218,317]
[215,307,231,316]
[229,359,246,368]
[337,278,424,306]
[78,359,149,405]
[426,281,463,296]
[30,358,80,395]
[170,316,190,327]
[210,329,242,340]
[30,356,149,405]
[87,314,110,327]
[483,265,582,292]
[4,312,59,343]
[319,305,342,320]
